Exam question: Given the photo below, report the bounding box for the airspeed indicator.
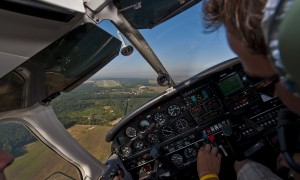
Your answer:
[168,104,181,117]
[125,127,137,138]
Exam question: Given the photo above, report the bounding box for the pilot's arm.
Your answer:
[197,144,221,180]
[0,149,14,180]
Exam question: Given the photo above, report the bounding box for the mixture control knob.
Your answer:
[150,148,159,159]
[209,135,215,142]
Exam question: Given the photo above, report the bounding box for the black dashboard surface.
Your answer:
[106,58,283,179]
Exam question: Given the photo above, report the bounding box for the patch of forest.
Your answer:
[0,78,165,157]
[0,122,36,157]
[51,78,165,127]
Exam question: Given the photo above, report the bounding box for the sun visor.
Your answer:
[0,23,121,112]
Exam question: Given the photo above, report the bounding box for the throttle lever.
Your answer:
[222,124,244,161]
[149,147,174,179]
[207,134,229,157]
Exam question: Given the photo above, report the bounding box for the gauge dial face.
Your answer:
[121,146,132,157]
[161,126,174,137]
[133,140,144,150]
[184,147,197,159]
[153,112,166,124]
[171,154,183,166]
[147,133,159,143]
[139,119,151,131]
[168,104,181,117]
[125,127,137,138]
[175,118,188,130]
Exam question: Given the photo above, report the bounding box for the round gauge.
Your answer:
[161,126,174,137]
[147,133,159,143]
[117,136,127,145]
[133,140,144,150]
[171,154,183,166]
[153,112,166,124]
[167,104,181,117]
[139,119,151,131]
[125,127,137,138]
[184,147,197,159]
[120,146,132,157]
[175,118,188,130]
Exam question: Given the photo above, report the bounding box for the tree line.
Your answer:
[0,78,162,157]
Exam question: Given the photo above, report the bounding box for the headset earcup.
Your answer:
[279,0,300,94]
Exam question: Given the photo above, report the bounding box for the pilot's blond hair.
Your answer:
[202,0,267,55]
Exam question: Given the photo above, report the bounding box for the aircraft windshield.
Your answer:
[98,2,235,81]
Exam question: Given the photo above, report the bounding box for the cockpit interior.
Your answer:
[106,59,287,179]
[0,0,299,180]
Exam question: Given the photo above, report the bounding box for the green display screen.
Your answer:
[218,74,244,96]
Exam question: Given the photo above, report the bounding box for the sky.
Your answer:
[94,3,236,79]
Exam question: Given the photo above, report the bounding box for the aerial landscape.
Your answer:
[2,78,168,179]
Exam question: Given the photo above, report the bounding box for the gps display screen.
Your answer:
[218,74,244,96]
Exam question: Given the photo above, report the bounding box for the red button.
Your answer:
[208,135,215,142]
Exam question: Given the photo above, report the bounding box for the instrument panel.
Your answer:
[112,95,197,159]
[107,59,283,179]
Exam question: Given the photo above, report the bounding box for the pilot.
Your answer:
[0,149,14,180]
[197,0,300,180]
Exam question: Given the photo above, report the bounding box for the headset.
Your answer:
[262,0,300,96]
[262,0,300,173]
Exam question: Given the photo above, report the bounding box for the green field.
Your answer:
[95,80,121,88]
[148,79,157,84]
[5,125,112,180]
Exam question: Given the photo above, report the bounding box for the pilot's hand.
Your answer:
[0,150,14,172]
[277,153,300,180]
[276,153,300,170]
[0,149,14,180]
[197,144,221,178]
[113,170,124,180]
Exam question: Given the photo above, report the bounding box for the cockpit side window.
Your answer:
[0,121,81,180]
